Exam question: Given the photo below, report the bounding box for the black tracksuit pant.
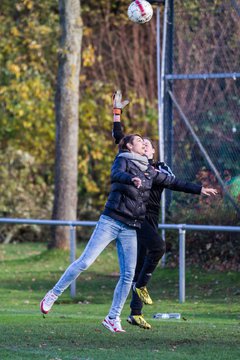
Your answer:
[130,213,166,316]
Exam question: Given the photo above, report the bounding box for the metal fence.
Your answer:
[0,217,239,303]
[160,0,240,219]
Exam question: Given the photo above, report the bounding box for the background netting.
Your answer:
[166,1,240,223]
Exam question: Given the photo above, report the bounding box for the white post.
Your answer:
[157,1,169,266]
[70,226,76,297]
[179,228,186,303]
[158,0,168,162]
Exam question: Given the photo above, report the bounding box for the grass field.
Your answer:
[0,242,239,360]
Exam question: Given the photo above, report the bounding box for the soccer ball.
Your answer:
[127,0,153,24]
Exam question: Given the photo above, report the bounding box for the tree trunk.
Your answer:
[50,0,83,249]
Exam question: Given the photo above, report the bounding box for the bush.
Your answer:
[0,147,54,243]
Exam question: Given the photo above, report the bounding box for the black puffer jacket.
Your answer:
[112,122,202,221]
[103,155,176,228]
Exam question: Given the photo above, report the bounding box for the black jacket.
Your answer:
[147,164,201,216]
[103,155,177,228]
[112,121,202,220]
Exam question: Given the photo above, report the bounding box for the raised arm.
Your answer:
[113,121,124,144]
[112,90,129,144]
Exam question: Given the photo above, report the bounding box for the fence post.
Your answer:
[179,228,186,303]
[69,226,76,298]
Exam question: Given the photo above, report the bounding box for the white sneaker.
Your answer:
[102,316,126,333]
[40,290,58,314]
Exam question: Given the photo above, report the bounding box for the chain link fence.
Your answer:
[166,1,240,223]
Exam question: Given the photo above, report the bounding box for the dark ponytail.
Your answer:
[118,134,142,151]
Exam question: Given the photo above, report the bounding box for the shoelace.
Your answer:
[141,287,149,297]
[44,293,57,306]
[139,316,147,325]
[136,315,151,328]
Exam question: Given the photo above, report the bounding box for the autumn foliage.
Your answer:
[0,0,239,265]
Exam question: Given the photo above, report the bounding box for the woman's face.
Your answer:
[127,136,146,156]
[143,139,155,159]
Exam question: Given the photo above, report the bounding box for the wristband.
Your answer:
[113,114,121,122]
[113,108,122,115]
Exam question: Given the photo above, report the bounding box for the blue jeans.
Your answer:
[53,215,137,318]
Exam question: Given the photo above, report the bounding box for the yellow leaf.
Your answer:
[92,150,103,160]
[83,27,93,37]
[85,180,99,193]
[10,27,20,36]
[23,120,32,128]
[80,74,86,82]
[82,44,95,67]
[23,0,33,10]
[28,41,41,50]
[7,63,21,78]
[0,86,6,95]
[18,110,25,117]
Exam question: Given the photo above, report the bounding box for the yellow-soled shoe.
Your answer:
[127,315,151,329]
[134,286,153,305]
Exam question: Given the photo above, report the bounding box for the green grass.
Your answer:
[0,243,239,360]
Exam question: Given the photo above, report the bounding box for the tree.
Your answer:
[50,0,83,249]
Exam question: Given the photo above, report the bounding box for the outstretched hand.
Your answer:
[132,177,142,188]
[112,90,129,113]
[201,187,218,196]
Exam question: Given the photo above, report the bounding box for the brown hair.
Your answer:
[118,134,143,151]
[143,137,155,149]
